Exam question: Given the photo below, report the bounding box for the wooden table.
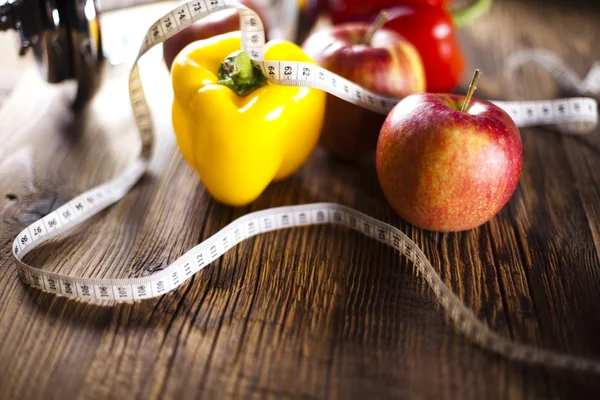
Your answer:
[1,0,600,398]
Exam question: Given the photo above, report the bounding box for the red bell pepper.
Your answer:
[384,5,463,93]
[328,0,492,93]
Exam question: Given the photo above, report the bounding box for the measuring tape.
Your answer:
[508,49,600,97]
[11,0,600,374]
[505,49,600,134]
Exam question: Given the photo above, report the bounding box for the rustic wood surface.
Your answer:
[1,1,600,399]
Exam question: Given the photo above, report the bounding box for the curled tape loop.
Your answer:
[11,0,600,374]
[507,49,600,97]
[506,49,600,134]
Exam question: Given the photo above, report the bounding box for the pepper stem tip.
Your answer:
[218,51,267,96]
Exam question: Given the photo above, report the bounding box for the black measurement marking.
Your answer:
[184,263,192,276]
[31,274,41,287]
[298,213,307,224]
[349,216,357,228]
[263,218,273,229]
[316,211,325,222]
[363,222,371,234]
[404,242,412,258]
[333,212,342,223]
[47,277,57,291]
[196,253,205,267]
[392,233,401,249]
[63,282,74,295]
[80,285,91,296]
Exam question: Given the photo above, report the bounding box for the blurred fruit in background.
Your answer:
[383,5,464,93]
[163,0,268,69]
[163,0,328,69]
[327,0,491,92]
[295,0,328,43]
[303,13,425,160]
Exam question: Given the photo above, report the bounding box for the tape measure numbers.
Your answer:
[11,0,600,374]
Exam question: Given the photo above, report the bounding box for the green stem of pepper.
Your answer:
[217,51,268,96]
[452,0,492,27]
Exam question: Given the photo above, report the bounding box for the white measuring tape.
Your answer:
[508,49,600,97]
[505,49,600,134]
[10,0,600,374]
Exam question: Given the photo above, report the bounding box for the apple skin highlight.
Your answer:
[376,93,523,232]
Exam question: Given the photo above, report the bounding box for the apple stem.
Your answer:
[460,69,483,112]
[362,11,389,46]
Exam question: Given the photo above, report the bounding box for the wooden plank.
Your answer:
[1,1,600,399]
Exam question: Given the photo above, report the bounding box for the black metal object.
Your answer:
[0,0,103,103]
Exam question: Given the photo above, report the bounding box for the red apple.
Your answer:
[163,0,268,70]
[302,18,425,160]
[376,92,522,232]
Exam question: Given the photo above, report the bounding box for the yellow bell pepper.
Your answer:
[171,31,326,206]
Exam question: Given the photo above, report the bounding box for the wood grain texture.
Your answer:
[1,1,600,399]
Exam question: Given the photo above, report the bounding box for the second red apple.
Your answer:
[302,16,425,160]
